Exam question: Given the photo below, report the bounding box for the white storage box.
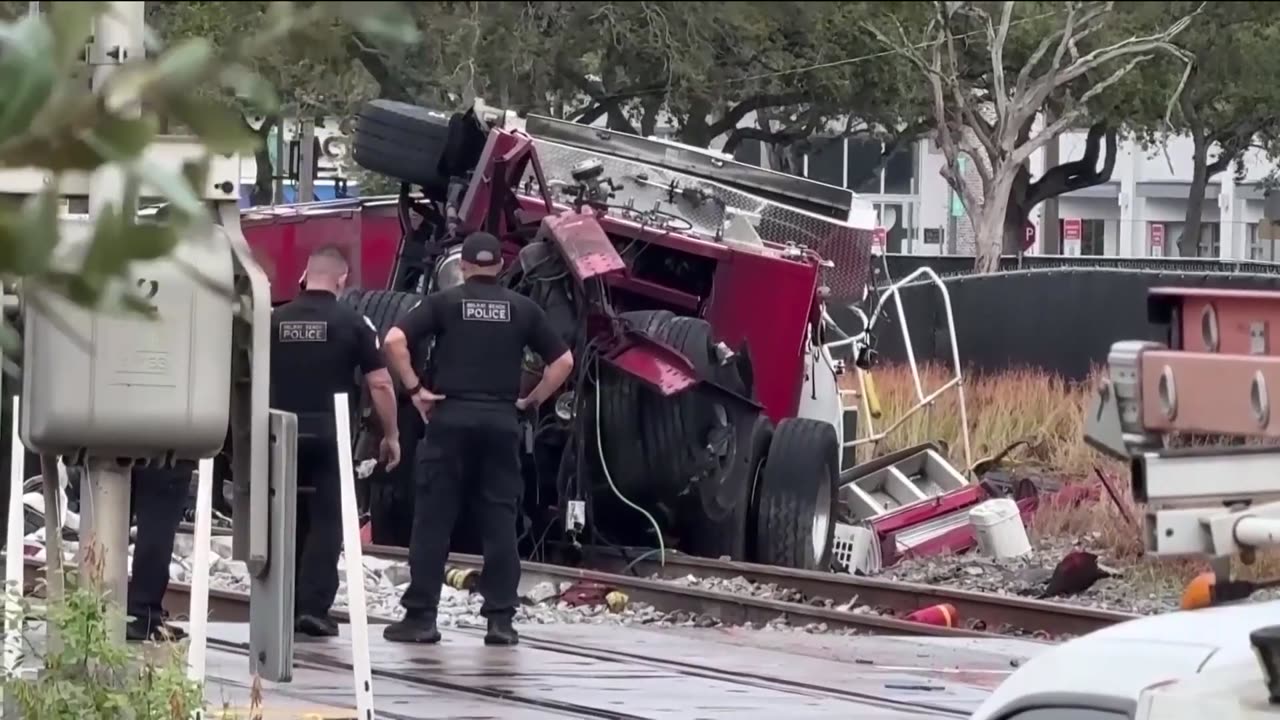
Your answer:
[832,522,882,575]
[969,498,1031,559]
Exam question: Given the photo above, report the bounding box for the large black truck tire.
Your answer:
[753,418,839,570]
[597,309,674,501]
[643,316,745,523]
[353,101,453,193]
[683,414,772,560]
[596,311,755,557]
[339,289,427,548]
[352,100,489,199]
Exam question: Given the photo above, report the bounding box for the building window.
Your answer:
[1060,218,1106,255]
[794,135,920,195]
[805,136,845,187]
[875,202,918,253]
[1197,223,1220,258]
[1254,221,1280,261]
[883,143,918,195]
[1248,223,1263,260]
[846,138,882,194]
[733,139,762,167]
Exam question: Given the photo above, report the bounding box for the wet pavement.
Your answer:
[201,622,1046,718]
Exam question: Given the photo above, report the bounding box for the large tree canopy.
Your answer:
[1122,2,1280,257]
[128,1,1280,271]
[867,1,1200,271]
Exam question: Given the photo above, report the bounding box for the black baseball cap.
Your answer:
[461,232,503,267]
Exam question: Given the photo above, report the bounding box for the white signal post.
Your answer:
[333,393,376,719]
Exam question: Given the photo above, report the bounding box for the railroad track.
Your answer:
[19,555,975,718]
[42,528,1139,638]
[363,545,1139,639]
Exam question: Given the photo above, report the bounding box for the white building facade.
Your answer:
[727,130,1280,260]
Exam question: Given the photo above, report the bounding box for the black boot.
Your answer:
[127,614,188,643]
[295,613,339,638]
[484,616,519,646]
[383,611,441,644]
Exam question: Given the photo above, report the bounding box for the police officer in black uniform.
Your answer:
[126,461,196,641]
[380,232,573,646]
[271,246,402,637]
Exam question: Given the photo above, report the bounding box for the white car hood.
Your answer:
[971,599,1280,719]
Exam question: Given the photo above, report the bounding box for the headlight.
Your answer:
[434,252,464,290]
[555,392,576,422]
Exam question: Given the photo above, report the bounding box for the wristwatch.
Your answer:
[404,381,422,394]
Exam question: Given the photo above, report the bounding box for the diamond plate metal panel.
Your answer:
[522,139,874,299]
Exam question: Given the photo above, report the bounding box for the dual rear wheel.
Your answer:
[600,310,838,570]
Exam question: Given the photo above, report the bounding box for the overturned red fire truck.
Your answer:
[227,100,983,572]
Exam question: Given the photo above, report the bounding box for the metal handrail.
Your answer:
[824,267,972,476]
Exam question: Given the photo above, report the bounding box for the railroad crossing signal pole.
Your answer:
[5,1,292,675]
[78,0,149,643]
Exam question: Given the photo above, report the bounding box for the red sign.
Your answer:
[1063,218,1082,242]
[872,227,887,252]
[1063,218,1082,256]
[1150,223,1165,255]
[1022,222,1036,251]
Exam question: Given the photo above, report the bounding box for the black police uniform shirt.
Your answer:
[394,276,568,423]
[270,289,386,437]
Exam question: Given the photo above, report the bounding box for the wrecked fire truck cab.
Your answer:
[234,99,979,574]
[346,99,880,570]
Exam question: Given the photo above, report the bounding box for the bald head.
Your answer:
[303,246,350,293]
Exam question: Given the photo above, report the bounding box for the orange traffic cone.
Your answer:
[905,603,957,628]
[1181,572,1216,610]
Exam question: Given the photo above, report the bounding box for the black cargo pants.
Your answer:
[295,435,343,619]
[128,462,195,628]
[400,409,522,620]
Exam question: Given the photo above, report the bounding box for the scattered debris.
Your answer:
[1037,548,1117,600]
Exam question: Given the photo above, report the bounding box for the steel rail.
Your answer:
[586,550,1138,637]
[204,635,650,719]
[19,555,970,717]
[31,526,1138,638]
[364,545,1138,638]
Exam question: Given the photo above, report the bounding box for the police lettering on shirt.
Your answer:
[461,299,511,323]
[279,320,328,342]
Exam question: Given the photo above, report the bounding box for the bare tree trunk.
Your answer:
[975,176,1015,273]
[1042,118,1061,254]
[1182,132,1209,258]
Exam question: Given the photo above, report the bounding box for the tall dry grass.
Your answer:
[858,363,1104,478]
[859,363,1279,583]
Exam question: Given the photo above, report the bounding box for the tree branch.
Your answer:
[704,92,809,142]
[344,33,411,102]
[572,103,609,125]
[555,57,642,135]
[1012,54,1152,167]
[1025,122,1117,208]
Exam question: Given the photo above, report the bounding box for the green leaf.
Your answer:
[220,64,281,115]
[147,36,216,93]
[47,1,104,70]
[340,3,421,44]
[181,157,210,196]
[84,114,158,160]
[168,95,260,154]
[12,184,60,274]
[0,15,57,143]
[126,223,179,261]
[80,132,206,221]
[81,202,128,280]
